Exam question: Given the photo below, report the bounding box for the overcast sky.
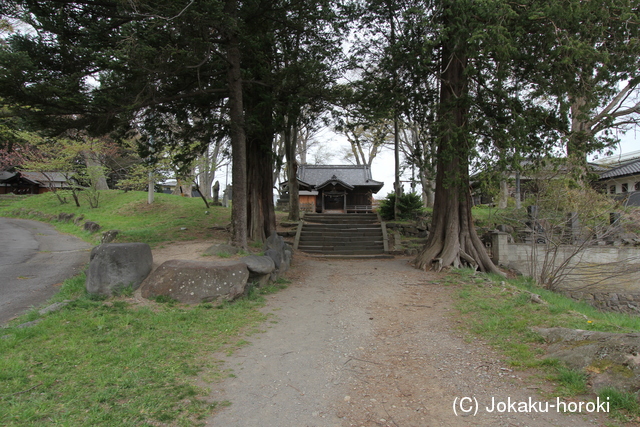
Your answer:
[300,126,640,201]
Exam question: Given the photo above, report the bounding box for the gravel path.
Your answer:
[205,255,608,427]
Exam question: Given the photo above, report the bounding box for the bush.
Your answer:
[378,192,425,220]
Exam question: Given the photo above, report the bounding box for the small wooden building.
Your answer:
[283,165,384,213]
[0,171,68,195]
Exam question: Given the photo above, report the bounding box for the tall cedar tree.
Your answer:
[411,0,640,273]
[412,0,502,273]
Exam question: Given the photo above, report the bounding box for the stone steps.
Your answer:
[303,213,379,225]
[296,213,387,256]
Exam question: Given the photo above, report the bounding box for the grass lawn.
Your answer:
[0,190,231,246]
[3,192,639,424]
[452,269,640,422]
[0,273,285,426]
[0,190,282,425]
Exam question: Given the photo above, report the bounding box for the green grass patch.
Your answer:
[471,205,502,227]
[598,387,640,421]
[553,367,589,395]
[451,268,640,397]
[0,272,273,426]
[0,191,231,246]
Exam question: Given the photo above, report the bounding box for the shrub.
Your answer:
[378,192,425,220]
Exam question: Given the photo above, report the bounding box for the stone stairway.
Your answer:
[295,213,387,256]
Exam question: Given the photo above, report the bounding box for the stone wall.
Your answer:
[491,232,640,314]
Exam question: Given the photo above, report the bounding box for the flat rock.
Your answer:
[240,255,275,275]
[534,327,640,392]
[140,259,249,304]
[241,255,276,287]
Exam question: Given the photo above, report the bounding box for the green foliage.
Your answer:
[378,192,425,221]
[532,174,616,226]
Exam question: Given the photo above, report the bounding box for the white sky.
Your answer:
[351,131,640,201]
[589,129,640,162]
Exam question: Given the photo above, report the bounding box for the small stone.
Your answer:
[344,395,351,402]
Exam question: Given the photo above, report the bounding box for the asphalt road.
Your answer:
[0,218,92,325]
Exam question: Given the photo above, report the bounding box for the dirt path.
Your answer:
[203,255,608,427]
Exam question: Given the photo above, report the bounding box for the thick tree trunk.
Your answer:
[82,150,109,190]
[413,144,500,274]
[225,0,247,249]
[412,15,502,275]
[421,174,435,208]
[498,179,509,209]
[393,114,401,220]
[567,97,593,182]
[245,86,276,242]
[198,139,222,200]
[246,140,276,242]
[568,97,591,158]
[298,128,308,165]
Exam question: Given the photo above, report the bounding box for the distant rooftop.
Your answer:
[592,150,640,165]
[598,158,640,180]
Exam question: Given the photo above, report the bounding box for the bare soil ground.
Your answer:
[151,243,611,427]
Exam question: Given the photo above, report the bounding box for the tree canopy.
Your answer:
[1,0,639,266]
[0,0,348,246]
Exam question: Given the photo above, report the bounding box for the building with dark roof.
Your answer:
[0,171,69,195]
[280,165,384,213]
[592,151,640,206]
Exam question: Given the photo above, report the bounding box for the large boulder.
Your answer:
[265,233,286,253]
[534,327,640,392]
[265,248,282,270]
[264,234,293,281]
[140,259,249,304]
[86,243,153,296]
[240,255,275,287]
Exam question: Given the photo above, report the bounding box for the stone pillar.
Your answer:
[212,180,220,204]
[567,212,582,244]
[491,232,510,266]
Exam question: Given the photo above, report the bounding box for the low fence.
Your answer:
[490,232,640,314]
[346,205,374,213]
